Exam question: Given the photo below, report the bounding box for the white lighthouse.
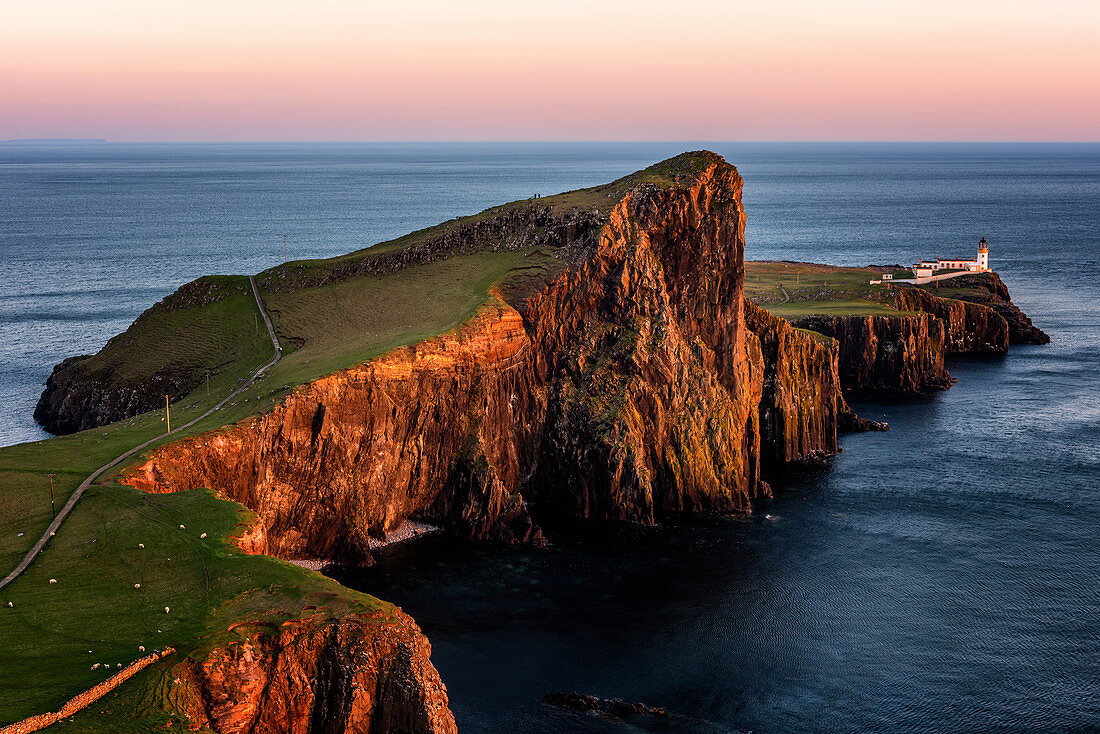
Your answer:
[910,238,992,278]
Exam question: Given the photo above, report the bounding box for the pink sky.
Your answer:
[2,0,1098,141]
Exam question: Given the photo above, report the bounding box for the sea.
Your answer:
[1,142,1098,732]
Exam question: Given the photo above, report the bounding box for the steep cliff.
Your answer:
[121,152,839,564]
[889,287,1010,354]
[744,301,849,466]
[124,298,543,563]
[170,608,456,734]
[790,313,954,394]
[913,272,1050,344]
[514,165,766,522]
[788,276,1033,394]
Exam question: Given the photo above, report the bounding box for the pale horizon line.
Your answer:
[5,138,1100,145]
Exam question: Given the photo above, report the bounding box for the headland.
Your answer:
[1,151,1046,732]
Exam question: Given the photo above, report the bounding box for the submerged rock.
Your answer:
[541,691,669,718]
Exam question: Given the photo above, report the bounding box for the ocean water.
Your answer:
[3,143,1099,731]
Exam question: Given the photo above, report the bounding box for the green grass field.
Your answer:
[745,260,914,317]
[264,251,528,387]
[61,277,272,389]
[0,471,386,728]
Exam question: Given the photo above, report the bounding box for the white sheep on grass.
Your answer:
[179,525,185,530]
[134,583,141,589]
[138,543,144,549]
[48,579,57,585]
[91,663,100,671]
[200,533,207,539]
[164,606,170,614]
[138,645,145,652]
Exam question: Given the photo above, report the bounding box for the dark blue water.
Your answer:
[3,143,1098,731]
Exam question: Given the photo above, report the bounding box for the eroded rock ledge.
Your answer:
[169,609,456,734]
[788,273,1043,395]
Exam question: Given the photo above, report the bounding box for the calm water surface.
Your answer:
[2,142,1098,731]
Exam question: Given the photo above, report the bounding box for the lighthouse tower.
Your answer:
[977,237,990,271]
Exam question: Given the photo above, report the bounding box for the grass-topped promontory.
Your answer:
[33,151,728,449]
[0,152,732,729]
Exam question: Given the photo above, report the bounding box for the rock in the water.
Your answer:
[541,691,668,718]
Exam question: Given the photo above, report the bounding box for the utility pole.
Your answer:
[165,395,171,434]
[46,473,56,519]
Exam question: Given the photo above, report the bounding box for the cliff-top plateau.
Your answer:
[2,151,1045,733]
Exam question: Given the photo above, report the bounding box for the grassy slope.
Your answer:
[0,477,386,728]
[267,149,713,282]
[61,276,271,387]
[745,260,914,317]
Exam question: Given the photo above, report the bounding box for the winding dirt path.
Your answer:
[0,276,281,591]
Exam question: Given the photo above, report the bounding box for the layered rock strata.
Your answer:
[744,301,849,466]
[890,287,1010,354]
[170,609,456,734]
[913,273,1049,344]
[790,313,954,394]
[792,274,1038,395]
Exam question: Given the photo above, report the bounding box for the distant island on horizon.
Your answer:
[0,138,108,143]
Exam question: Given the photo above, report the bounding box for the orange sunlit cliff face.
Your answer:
[2,0,1098,141]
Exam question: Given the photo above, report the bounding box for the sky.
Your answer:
[2,0,1098,142]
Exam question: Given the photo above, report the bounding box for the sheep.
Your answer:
[164,606,170,614]
[49,579,57,585]
[179,525,185,530]
[134,583,141,589]
[91,663,100,671]
[116,663,122,669]
[138,543,144,549]
[138,645,145,652]
[200,533,207,539]
[7,602,12,608]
